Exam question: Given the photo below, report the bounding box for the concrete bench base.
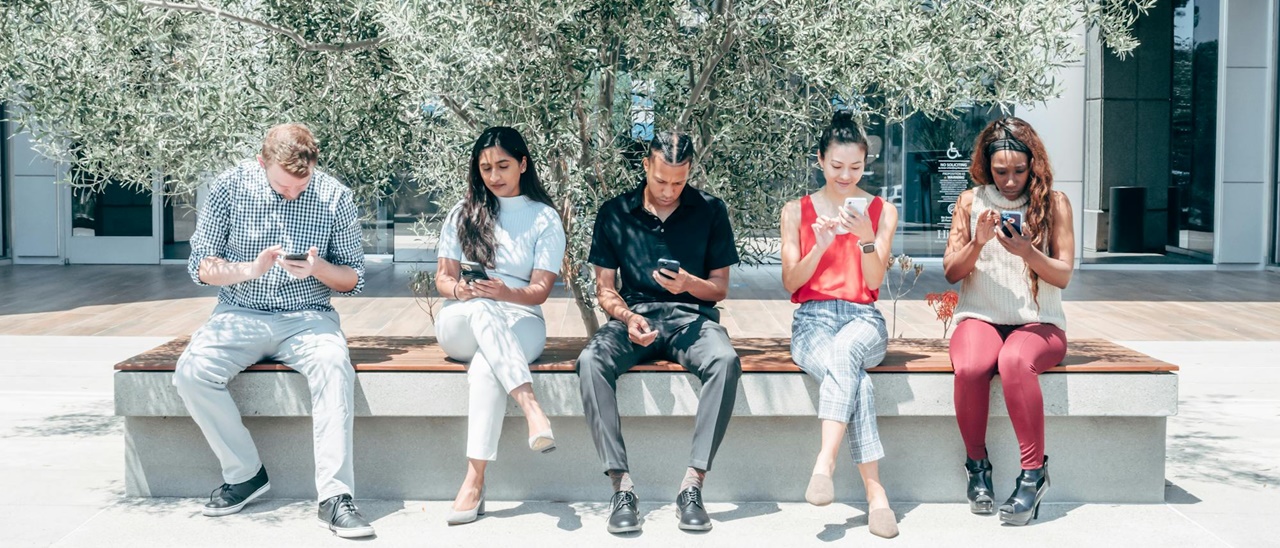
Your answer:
[118,371,1174,503]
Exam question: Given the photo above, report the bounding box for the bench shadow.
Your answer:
[1165,481,1202,504]
[347,346,412,365]
[479,501,584,531]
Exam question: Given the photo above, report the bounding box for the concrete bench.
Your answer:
[114,337,1177,503]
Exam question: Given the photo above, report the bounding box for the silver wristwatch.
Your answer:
[859,240,877,254]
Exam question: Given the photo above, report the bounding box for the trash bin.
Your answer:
[1108,186,1146,252]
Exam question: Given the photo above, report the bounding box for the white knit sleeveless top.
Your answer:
[952,185,1066,329]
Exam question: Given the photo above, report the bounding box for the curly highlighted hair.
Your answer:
[968,116,1056,303]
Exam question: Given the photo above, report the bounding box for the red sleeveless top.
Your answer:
[791,195,883,305]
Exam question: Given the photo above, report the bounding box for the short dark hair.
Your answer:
[648,131,695,165]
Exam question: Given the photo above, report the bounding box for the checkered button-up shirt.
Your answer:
[187,160,365,312]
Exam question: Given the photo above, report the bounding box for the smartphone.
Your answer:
[282,252,309,261]
[656,258,681,279]
[459,261,491,283]
[1000,210,1024,238]
[844,196,869,215]
[834,197,869,235]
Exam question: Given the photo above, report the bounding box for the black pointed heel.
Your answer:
[999,455,1049,526]
[965,456,995,515]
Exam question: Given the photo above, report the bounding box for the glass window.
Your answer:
[392,176,447,262]
[162,188,198,260]
[1,106,8,259]
[69,173,153,238]
[889,106,1006,257]
[1168,0,1217,261]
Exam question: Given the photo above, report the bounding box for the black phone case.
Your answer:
[460,264,489,281]
[1001,214,1023,238]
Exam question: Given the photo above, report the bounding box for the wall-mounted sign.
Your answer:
[936,141,971,240]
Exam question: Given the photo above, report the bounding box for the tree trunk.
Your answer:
[571,275,601,335]
[557,190,602,337]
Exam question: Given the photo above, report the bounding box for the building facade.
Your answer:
[3,1,1277,269]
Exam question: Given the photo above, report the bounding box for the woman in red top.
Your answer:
[780,111,900,539]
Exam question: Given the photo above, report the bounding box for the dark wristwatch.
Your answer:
[859,240,877,254]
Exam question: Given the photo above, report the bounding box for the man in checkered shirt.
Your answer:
[172,123,374,539]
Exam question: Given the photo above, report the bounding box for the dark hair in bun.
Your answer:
[818,109,869,159]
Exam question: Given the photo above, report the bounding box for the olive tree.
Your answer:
[1,0,1154,332]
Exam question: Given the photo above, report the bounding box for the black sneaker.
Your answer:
[676,486,712,531]
[318,494,375,539]
[203,466,270,517]
[607,490,641,534]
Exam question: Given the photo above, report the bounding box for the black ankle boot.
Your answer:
[999,455,1049,526]
[964,457,994,515]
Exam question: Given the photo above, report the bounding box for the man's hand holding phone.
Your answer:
[276,247,318,279]
[626,312,658,347]
[652,258,689,294]
[250,245,285,279]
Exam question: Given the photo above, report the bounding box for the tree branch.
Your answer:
[440,94,479,130]
[136,0,387,52]
[679,0,736,128]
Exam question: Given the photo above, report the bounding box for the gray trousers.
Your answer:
[790,300,888,463]
[576,302,741,474]
[173,304,355,502]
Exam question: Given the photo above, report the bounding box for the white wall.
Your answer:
[1018,27,1088,267]
[5,123,64,263]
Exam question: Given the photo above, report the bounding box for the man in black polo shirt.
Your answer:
[576,131,742,534]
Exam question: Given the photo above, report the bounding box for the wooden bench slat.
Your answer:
[114,336,1177,373]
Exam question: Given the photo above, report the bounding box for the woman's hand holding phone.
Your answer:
[838,200,875,242]
[995,212,1033,258]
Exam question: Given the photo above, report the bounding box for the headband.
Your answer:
[985,119,1032,157]
[985,136,1031,157]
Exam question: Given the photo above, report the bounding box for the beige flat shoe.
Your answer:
[528,430,556,453]
[805,474,834,506]
[868,507,899,539]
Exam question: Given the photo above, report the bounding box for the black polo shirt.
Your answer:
[588,183,739,308]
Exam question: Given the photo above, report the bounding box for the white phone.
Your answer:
[834,197,869,235]
[845,197,869,215]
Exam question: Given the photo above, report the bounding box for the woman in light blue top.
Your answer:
[433,127,566,525]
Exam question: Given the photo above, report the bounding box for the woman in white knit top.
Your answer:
[942,117,1075,527]
[433,127,567,525]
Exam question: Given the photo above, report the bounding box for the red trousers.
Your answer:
[949,319,1066,470]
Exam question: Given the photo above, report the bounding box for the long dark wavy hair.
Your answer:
[968,116,1056,303]
[458,126,555,268]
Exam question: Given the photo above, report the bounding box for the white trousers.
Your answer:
[436,299,546,461]
[173,304,355,502]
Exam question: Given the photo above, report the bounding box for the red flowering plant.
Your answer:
[926,290,960,338]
